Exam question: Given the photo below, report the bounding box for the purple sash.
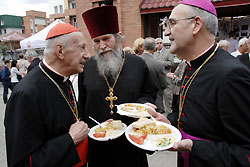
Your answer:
[179,128,210,167]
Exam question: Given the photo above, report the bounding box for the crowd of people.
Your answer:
[0,49,42,103]
[2,0,250,166]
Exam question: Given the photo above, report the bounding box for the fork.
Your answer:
[89,116,104,127]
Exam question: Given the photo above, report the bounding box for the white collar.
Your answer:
[42,59,69,82]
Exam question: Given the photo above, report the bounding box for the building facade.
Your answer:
[48,0,250,55]
[49,0,77,27]
[0,15,24,35]
[23,10,48,36]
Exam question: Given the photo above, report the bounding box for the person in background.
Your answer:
[153,37,175,114]
[80,5,157,167]
[218,40,230,51]
[17,53,30,77]
[25,49,41,73]
[141,37,168,113]
[237,37,250,69]
[133,37,144,56]
[227,31,238,53]
[231,37,248,57]
[123,46,134,54]
[148,0,250,166]
[5,23,90,167]
[1,60,12,104]
[10,60,22,88]
[166,59,187,110]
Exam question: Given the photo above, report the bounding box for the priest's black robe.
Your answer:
[168,44,250,167]
[4,62,83,167]
[78,53,158,167]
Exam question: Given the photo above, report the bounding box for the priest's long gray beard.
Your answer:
[94,45,123,80]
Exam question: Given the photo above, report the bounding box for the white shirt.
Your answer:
[231,50,241,57]
[11,67,21,83]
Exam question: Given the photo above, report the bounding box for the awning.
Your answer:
[20,19,63,49]
[140,0,250,15]
[0,31,29,42]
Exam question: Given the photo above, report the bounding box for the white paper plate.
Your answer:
[116,103,153,118]
[125,121,182,151]
[88,122,127,141]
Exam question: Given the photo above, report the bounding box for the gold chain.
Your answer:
[104,53,126,115]
[178,44,219,128]
[39,64,79,121]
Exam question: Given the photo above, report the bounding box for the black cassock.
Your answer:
[78,53,158,167]
[168,44,250,167]
[5,62,82,167]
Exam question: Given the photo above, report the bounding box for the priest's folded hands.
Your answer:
[147,106,193,152]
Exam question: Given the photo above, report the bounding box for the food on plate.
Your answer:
[120,103,147,113]
[132,117,155,129]
[93,132,106,138]
[132,118,172,135]
[126,118,181,150]
[93,120,123,138]
[108,120,123,129]
[129,133,147,145]
[156,137,173,147]
[94,126,106,133]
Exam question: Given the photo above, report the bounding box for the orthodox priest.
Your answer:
[148,0,250,167]
[4,23,90,167]
[79,5,157,167]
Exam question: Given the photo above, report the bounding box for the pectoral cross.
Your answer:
[105,88,118,115]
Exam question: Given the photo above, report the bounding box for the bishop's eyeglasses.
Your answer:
[164,16,195,30]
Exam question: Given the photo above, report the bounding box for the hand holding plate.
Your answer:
[146,107,171,124]
[168,139,193,152]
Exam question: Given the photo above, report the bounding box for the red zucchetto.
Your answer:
[82,5,119,39]
[46,23,80,40]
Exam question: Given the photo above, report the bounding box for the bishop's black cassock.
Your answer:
[168,44,250,167]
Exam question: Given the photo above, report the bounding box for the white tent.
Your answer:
[20,19,63,49]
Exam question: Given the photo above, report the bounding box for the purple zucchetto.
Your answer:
[181,0,217,17]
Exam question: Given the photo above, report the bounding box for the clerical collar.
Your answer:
[190,43,216,68]
[42,59,69,82]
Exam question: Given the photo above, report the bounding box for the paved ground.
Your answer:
[0,84,177,167]
[0,84,7,166]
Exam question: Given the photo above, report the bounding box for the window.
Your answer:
[30,19,34,29]
[22,29,24,34]
[4,29,6,34]
[35,25,38,33]
[92,1,104,7]
[71,16,77,27]
[71,2,76,9]
[54,6,58,14]
[34,16,46,25]
[59,5,63,13]
[0,30,2,35]
[69,0,76,9]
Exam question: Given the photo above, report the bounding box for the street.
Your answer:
[0,84,177,167]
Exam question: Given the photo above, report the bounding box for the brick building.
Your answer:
[49,0,250,55]
[23,10,48,36]
[49,0,77,27]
